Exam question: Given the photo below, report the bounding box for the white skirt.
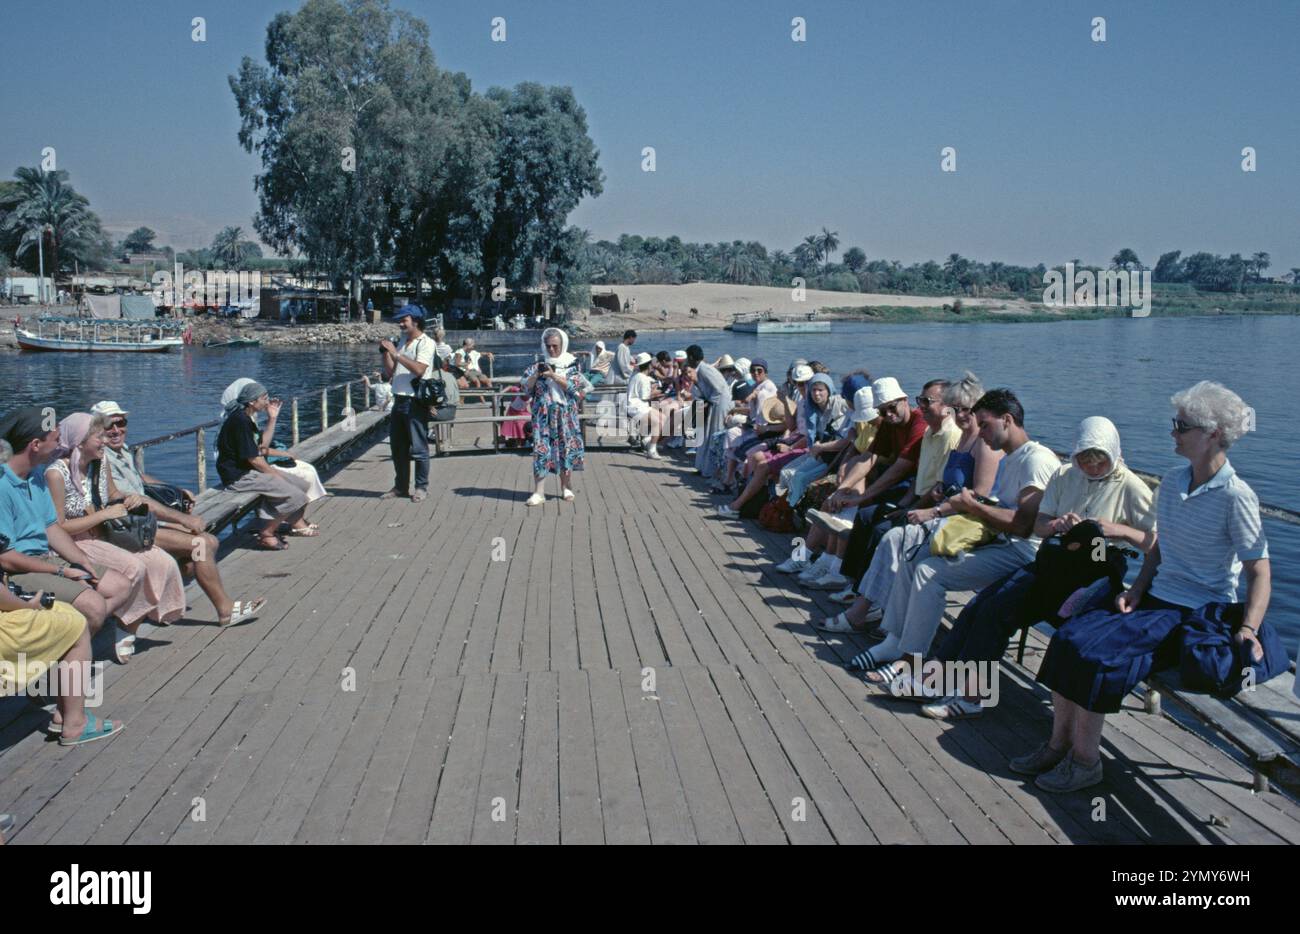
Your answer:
[274,461,327,504]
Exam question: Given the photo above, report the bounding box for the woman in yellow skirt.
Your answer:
[0,586,123,746]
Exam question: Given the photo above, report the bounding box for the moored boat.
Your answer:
[15,316,186,352]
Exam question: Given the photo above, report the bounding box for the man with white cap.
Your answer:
[796,376,926,590]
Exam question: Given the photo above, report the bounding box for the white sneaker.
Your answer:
[829,587,857,604]
[814,571,850,590]
[525,493,545,507]
[797,562,831,585]
[646,445,661,459]
[775,556,810,574]
[715,504,740,519]
[562,488,576,501]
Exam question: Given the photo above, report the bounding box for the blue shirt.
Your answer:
[0,464,58,555]
[1149,460,1268,609]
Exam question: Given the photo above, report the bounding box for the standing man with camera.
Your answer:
[381,306,436,503]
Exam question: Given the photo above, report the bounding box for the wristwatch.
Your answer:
[56,566,65,578]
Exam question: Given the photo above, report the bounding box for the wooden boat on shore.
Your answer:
[16,316,186,353]
[728,309,832,334]
[203,337,262,349]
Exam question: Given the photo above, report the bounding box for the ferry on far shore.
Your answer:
[727,309,832,334]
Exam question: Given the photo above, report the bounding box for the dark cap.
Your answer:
[750,358,769,372]
[0,406,53,453]
[396,305,426,324]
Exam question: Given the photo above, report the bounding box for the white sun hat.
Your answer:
[851,386,879,423]
[871,376,906,406]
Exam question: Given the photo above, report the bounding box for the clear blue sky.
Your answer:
[3,0,1297,270]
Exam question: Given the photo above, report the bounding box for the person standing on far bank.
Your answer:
[381,307,436,503]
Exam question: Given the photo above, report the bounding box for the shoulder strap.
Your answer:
[88,460,104,509]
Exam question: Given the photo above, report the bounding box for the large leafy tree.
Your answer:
[230,0,439,306]
[0,166,112,275]
[1111,247,1141,270]
[481,82,604,291]
[122,226,157,252]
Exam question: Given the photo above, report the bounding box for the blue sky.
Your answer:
[3,0,1297,269]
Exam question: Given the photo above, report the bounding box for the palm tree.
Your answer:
[723,243,758,284]
[1250,251,1271,281]
[0,166,101,278]
[1290,267,1300,286]
[816,227,840,271]
[210,226,258,267]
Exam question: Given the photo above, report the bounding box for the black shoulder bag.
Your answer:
[88,460,158,552]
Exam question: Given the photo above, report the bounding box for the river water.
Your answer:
[4,315,1297,643]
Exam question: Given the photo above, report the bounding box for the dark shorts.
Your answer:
[11,555,107,605]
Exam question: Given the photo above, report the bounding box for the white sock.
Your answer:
[870,633,902,661]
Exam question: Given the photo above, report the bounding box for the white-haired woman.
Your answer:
[522,328,591,505]
[1013,381,1272,793]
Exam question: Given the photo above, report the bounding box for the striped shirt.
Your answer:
[1149,460,1268,609]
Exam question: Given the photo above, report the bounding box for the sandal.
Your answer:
[254,536,288,551]
[562,488,576,502]
[283,525,320,537]
[59,712,123,747]
[811,612,862,634]
[865,661,908,686]
[219,597,268,628]
[846,648,885,672]
[525,493,545,507]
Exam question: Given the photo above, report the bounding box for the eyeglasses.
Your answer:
[108,419,128,430]
[878,399,905,415]
[952,405,972,415]
[916,395,941,407]
[1171,418,1203,434]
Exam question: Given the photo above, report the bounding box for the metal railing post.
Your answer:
[344,382,352,418]
[364,380,371,410]
[291,398,300,446]
[196,427,206,490]
[321,388,329,431]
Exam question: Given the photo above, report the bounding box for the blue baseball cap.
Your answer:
[396,305,425,323]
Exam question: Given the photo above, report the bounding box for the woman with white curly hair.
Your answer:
[1010,380,1273,793]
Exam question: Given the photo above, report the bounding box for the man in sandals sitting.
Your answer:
[95,401,266,627]
[216,382,314,552]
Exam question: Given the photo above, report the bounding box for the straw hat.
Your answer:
[715,353,736,369]
[792,364,814,383]
[761,394,798,425]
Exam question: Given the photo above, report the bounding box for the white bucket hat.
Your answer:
[792,364,814,383]
[633,351,653,366]
[851,386,879,423]
[734,357,752,376]
[871,376,906,406]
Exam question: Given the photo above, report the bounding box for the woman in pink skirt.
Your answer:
[500,385,531,448]
[46,413,186,663]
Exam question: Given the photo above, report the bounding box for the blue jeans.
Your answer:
[390,395,430,493]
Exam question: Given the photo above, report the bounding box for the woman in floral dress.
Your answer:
[523,328,590,505]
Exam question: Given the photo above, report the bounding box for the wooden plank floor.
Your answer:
[3,425,1299,844]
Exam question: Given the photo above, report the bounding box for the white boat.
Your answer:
[728,310,832,334]
[16,317,186,353]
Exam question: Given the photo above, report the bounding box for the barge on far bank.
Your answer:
[728,309,832,334]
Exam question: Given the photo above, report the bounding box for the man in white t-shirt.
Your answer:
[857,389,1062,682]
[453,337,493,392]
[611,330,637,384]
[380,307,437,502]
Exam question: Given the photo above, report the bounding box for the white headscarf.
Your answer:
[222,377,255,419]
[542,327,575,368]
[1072,415,1123,479]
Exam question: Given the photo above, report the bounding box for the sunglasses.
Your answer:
[952,405,972,415]
[916,395,941,407]
[1171,418,1203,434]
[878,399,906,415]
[108,419,128,430]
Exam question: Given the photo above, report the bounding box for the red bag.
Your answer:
[758,494,797,533]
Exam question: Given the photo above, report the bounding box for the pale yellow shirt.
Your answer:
[1038,463,1157,532]
[915,419,962,496]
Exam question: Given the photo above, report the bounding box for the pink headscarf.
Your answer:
[54,413,96,490]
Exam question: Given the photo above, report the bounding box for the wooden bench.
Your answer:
[192,409,388,533]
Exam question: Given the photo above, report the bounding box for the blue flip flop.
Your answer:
[59,712,123,747]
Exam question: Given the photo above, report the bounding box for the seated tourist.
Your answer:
[776,374,873,507]
[714,359,779,491]
[915,415,1157,719]
[46,412,186,660]
[626,352,664,459]
[1010,382,1271,793]
[795,377,927,591]
[0,581,122,746]
[217,381,315,550]
[717,374,846,518]
[818,374,998,607]
[453,338,493,392]
[363,372,394,412]
[656,364,695,448]
[0,408,139,655]
[500,385,531,448]
[95,402,266,628]
[840,389,1060,683]
[586,341,614,385]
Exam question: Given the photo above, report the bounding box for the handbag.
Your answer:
[143,481,192,513]
[758,494,797,533]
[928,514,998,557]
[1031,520,1128,621]
[88,461,157,553]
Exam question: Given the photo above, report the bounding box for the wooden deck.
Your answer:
[3,425,1300,845]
